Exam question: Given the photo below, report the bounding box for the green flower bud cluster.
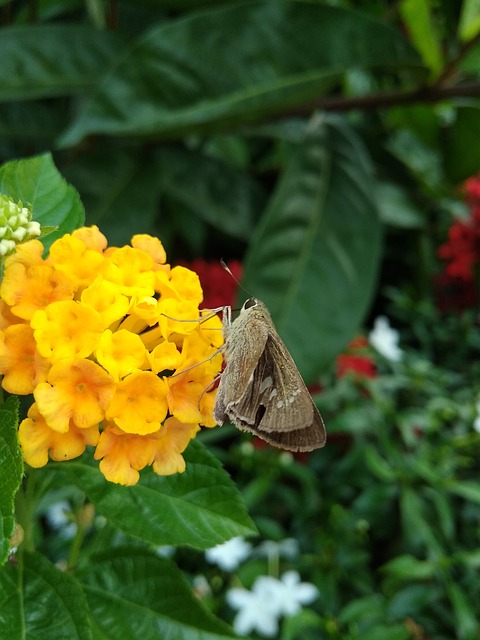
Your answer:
[0,194,41,257]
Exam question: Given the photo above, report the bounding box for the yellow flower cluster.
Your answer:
[0,226,223,485]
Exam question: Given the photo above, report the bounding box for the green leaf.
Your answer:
[359,626,410,640]
[400,487,442,554]
[0,153,85,250]
[459,39,480,73]
[281,609,323,640]
[456,549,480,569]
[0,102,68,142]
[444,577,479,640]
[381,554,436,581]
[364,446,396,482]
[241,115,382,381]
[387,584,437,619]
[376,181,425,228]
[79,549,237,640]
[425,488,455,543]
[399,0,443,75]
[0,25,124,101]
[444,104,480,184]
[386,128,443,193]
[60,1,420,145]
[61,146,163,247]
[340,594,386,624]
[458,0,480,41]
[154,145,265,240]
[0,397,22,566]
[64,440,256,549]
[447,480,480,504]
[0,551,92,640]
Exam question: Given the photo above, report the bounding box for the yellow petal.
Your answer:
[106,371,168,435]
[152,417,199,476]
[95,329,147,381]
[31,300,104,362]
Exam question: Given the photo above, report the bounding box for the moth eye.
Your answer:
[243,298,257,310]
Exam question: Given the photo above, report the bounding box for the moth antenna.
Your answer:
[220,258,254,297]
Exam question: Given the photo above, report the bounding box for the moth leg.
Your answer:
[160,306,227,325]
[169,344,225,378]
[197,373,221,410]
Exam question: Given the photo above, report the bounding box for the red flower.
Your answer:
[336,354,376,379]
[437,222,477,281]
[436,175,480,311]
[336,337,376,379]
[465,176,480,203]
[178,258,242,310]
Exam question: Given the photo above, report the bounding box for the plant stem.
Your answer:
[15,475,37,553]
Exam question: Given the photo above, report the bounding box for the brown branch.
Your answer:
[434,32,480,86]
[291,81,480,115]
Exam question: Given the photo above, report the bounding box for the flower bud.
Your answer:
[0,194,41,257]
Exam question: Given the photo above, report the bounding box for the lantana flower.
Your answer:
[0,226,223,485]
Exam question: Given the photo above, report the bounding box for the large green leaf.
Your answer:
[62,143,265,246]
[0,102,68,142]
[60,1,420,145]
[0,552,92,640]
[65,440,256,549]
[154,145,265,240]
[0,397,22,566]
[0,25,125,101]
[0,153,85,250]
[241,115,382,381]
[79,549,237,640]
[60,146,163,247]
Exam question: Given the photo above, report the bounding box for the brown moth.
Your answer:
[214,297,326,452]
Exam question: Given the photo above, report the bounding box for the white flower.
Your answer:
[257,571,319,617]
[369,316,403,362]
[153,545,175,558]
[205,536,252,571]
[227,579,279,637]
[256,538,299,559]
[473,401,480,433]
[227,571,318,637]
[45,500,77,539]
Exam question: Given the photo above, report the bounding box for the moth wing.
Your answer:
[256,334,316,432]
[229,333,326,450]
[246,410,326,452]
[214,311,268,425]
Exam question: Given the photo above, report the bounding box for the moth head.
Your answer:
[242,297,259,312]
